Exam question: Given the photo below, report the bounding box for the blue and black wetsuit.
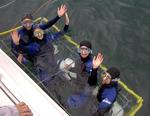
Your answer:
[32,25,69,85]
[67,55,99,108]
[71,55,98,88]
[11,15,60,60]
[95,82,118,116]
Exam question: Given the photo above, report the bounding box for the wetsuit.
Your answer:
[32,25,69,86]
[11,15,60,61]
[72,55,98,89]
[67,54,98,108]
[94,82,118,116]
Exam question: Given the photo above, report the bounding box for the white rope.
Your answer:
[0,0,16,9]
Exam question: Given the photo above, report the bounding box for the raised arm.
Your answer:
[63,12,69,32]
[88,53,104,86]
[46,12,70,41]
[39,4,67,30]
[11,31,20,46]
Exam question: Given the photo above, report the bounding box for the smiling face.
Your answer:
[33,28,44,40]
[101,71,112,84]
[22,18,33,30]
[78,46,91,58]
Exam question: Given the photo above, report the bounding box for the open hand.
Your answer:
[17,54,23,63]
[57,4,67,17]
[11,30,20,45]
[16,102,33,116]
[93,52,104,69]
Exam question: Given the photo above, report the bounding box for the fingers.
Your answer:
[93,56,96,61]
[57,4,67,17]
[61,4,67,10]
[92,52,104,68]
[60,4,63,9]
[20,112,33,116]
[11,32,13,37]
[17,54,23,63]
[57,7,59,12]
[16,102,33,116]
[61,4,67,12]
[97,52,103,61]
[11,30,18,37]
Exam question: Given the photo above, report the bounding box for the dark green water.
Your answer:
[0,0,150,115]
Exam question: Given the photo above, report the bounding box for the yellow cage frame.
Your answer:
[0,17,143,116]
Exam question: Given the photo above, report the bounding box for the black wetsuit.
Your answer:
[66,54,99,109]
[11,15,60,61]
[33,25,69,86]
[70,55,98,89]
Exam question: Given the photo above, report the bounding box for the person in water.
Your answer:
[31,13,69,86]
[11,12,69,86]
[93,67,120,116]
[61,40,104,109]
[11,4,67,64]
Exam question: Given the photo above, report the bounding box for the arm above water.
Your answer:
[39,4,67,30]
[46,12,70,41]
[88,53,104,86]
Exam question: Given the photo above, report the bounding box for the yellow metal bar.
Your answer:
[52,25,108,71]
[0,17,42,36]
[52,24,143,115]
[119,80,143,116]
[0,17,143,115]
[127,98,143,116]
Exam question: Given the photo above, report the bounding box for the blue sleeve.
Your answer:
[11,39,20,57]
[47,32,63,41]
[98,89,116,109]
[11,42,39,56]
[46,25,69,41]
[39,16,60,30]
[19,43,40,55]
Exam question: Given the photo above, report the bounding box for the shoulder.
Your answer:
[18,27,27,35]
[18,28,24,33]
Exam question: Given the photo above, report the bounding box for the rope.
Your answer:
[0,0,16,9]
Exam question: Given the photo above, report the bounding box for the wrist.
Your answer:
[93,66,99,69]
[58,14,61,18]
[16,42,19,45]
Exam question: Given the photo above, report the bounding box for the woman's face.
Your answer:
[34,28,44,40]
[78,46,91,58]
[22,18,33,30]
[101,72,111,84]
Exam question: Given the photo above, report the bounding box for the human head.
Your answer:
[21,14,33,30]
[101,67,120,84]
[78,40,92,58]
[33,27,44,40]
